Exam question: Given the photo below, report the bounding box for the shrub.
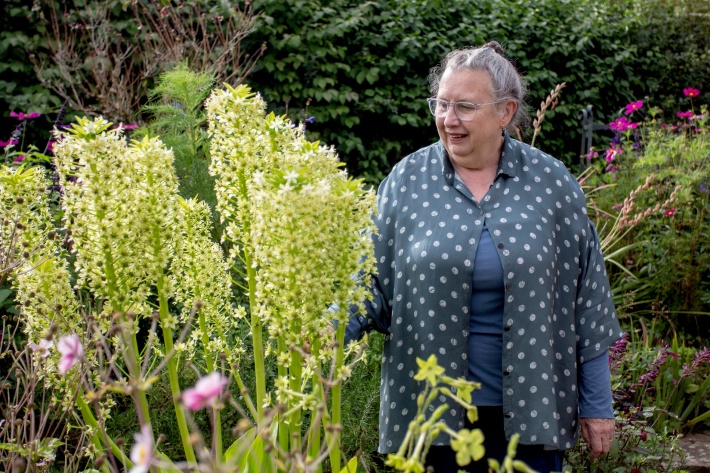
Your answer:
[243,0,710,183]
[584,92,710,328]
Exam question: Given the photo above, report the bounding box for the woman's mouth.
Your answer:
[448,133,467,141]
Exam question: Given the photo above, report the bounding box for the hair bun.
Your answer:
[484,41,506,56]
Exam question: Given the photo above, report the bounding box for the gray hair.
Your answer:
[428,41,530,132]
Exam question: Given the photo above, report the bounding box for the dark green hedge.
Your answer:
[242,0,709,182]
[2,0,708,183]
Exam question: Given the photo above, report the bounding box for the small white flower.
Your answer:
[129,425,154,473]
[28,339,54,358]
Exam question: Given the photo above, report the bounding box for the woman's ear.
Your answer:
[501,100,518,128]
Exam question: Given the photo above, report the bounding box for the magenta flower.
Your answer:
[10,111,41,120]
[677,110,695,119]
[28,339,54,358]
[0,139,18,147]
[57,334,84,375]
[609,116,637,132]
[129,425,154,473]
[624,101,643,115]
[115,123,139,130]
[605,145,623,162]
[609,116,629,131]
[13,155,25,163]
[182,372,228,410]
[684,87,701,98]
[664,209,676,217]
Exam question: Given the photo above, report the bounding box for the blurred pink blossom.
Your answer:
[683,87,700,98]
[664,209,676,217]
[10,111,41,120]
[182,372,227,410]
[28,339,54,358]
[129,425,154,473]
[115,123,139,130]
[57,334,83,375]
[605,146,623,162]
[0,139,18,147]
[609,116,637,132]
[676,110,694,119]
[624,101,643,115]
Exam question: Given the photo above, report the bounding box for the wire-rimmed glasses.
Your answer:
[426,98,499,121]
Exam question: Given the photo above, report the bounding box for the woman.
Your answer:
[345,42,622,472]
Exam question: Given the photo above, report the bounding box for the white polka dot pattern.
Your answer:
[361,134,622,453]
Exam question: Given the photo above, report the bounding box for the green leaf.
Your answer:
[0,288,13,304]
[339,456,358,473]
[224,427,256,463]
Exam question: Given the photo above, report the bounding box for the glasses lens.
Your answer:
[428,98,447,117]
[427,99,480,120]
[455,102,478,120]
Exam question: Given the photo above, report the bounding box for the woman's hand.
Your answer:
[580,417,615,458]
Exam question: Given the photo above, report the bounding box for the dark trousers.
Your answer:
[424,406,564,473]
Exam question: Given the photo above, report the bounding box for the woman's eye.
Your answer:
[457,103,477,113]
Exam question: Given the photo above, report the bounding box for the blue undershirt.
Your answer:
[468,227,613,417]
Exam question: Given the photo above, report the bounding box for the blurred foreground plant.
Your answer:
[0,81,380,472]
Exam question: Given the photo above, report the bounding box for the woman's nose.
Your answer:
[443,106,460,125]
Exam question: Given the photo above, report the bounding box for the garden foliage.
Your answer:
[2,0,709,183]
[242,0,710,182]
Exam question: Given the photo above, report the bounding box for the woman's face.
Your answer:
[435,68,516,169]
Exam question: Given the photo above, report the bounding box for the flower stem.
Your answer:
[277,335,290,456]
[307,338,323,473]
[77,393,132,471]
[199,306,223,459]
[328,322,346,473]
[236,170,267,421]
[157,274,197,464]
[289,346,303,451]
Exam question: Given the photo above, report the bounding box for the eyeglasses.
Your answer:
[426,98,499,121]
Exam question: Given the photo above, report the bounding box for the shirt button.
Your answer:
[503,370,511,376]
[506,283,512,290]
[479,209,484,216]
[504,412,513,419]
[504,326,511,332]
[497,243,504,249]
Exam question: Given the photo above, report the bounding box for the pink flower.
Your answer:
[57,334,83,375]
[624,101,643,115]
[28,339,54,358]
[676,110,695,119]
[129,425,154,473]
[609,116,629,131]
[684,87,701,98]
[664,209,676,217]
[182,372,227,410]
[609,116,638,132]
[115,123,138,130]
[14,155,25,163]
[0,139,18,147]
[605,146,623,162]
[10,111,41,120]
[47,141,55,152]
